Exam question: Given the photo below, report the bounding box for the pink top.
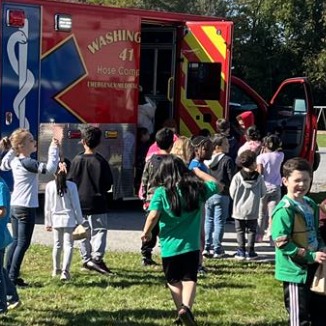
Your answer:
[237,140,262,156]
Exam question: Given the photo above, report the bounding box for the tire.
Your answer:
[313,144,321,171]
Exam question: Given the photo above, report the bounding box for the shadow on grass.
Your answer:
[19,307,178,326]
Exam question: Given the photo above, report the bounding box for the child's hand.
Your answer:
[314,251,326,264]
[50,137,60,147]
[0,137,11,151]
[141,232,152,243]
[46,226,52,232]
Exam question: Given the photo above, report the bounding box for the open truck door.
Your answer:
[266,78,317,165]
[177,21,233,136]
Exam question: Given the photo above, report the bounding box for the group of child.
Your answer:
[0,125,113,315]
[139,116,326,325]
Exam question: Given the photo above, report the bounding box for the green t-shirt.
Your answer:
[149,181,218,258]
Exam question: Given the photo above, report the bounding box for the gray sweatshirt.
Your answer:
[230,170,266,220]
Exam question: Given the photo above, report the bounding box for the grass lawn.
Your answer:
[1,245,288,326]
[317,133,326,147]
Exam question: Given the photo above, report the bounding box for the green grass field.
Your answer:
[317,133,326,147]
[1,245,288,326]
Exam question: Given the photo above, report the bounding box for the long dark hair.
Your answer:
[55,159,71,197]
[152,155,206,216]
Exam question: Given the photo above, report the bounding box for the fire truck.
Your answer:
[0,0,318,199]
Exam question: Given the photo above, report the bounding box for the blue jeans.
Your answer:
[204,194,230,253]
[6,207,36,281]
[80,213,108,263]
[0,249,19,314]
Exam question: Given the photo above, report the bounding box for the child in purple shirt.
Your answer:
[256,134,284,242]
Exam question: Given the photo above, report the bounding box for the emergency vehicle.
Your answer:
[0,0,318,199]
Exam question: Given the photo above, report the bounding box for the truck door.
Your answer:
[177,21,233,136]
[266,78,316,163]
[1,4,40,139]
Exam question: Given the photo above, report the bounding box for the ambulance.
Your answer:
[0,0,318,198]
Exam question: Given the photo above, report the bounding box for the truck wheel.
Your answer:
[313,145,321,171]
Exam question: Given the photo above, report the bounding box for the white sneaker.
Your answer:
[7,300,21,310]
[60,270,71,281]
[202,249,211,257]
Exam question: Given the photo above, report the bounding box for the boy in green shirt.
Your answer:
[272,158,326,326]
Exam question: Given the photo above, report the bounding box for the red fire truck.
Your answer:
[0,0,318,199]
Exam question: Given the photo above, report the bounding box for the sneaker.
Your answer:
[202,249,211,258]
[178,305,198,326]
[197,265,207,276]
[213,251,226,259]
[234,249,246,260]
[7,300,21,310]
[52,269,61,277]
[12,278,28,287]
[95,260,115,275]
[60,270,71,281]
[142,257,158,266]
[85,260,113,275]
[247,251,259,260]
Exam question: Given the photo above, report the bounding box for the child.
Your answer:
[230,150,266,260]
[170,136,193,165]
[237,125,262,157]
[204,135,235,258]
[215,118,239,162]
[0,129,59,286]
[272,158,326,325]
[45,160,83,281]
[0,174,20,314]
[141,155,219,325]
[189,136,214,274]
[319,199,326,243]
[135,127,151,193]
[256,134,284,243]
[68,126,113,275]
[140,128,174,266]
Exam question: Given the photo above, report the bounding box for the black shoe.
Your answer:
[142,257,158,266]
[178,305,197,326]
[95,260,115,275]
[86,260,114,275]
[13,278,29,287]
[173,316,183,325]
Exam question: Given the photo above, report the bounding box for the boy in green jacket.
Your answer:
[272,157,326,326]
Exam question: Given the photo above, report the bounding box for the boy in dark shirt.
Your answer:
[68,126,113,275]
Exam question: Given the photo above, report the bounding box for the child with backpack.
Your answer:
[45,160,83,281]
[140,128,174,266]
[203,135,235,258]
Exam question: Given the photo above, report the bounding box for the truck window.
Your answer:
[272,83,307,114]
[186,62,221,100]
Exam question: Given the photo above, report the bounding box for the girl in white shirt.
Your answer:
[45,161,83,281]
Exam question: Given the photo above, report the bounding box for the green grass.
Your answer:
[1,245,288,326]
[317,133,326,147]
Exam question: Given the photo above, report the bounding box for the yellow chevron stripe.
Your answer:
[179,119,192,137]
[202,26,227,59]
[184,32,213,62]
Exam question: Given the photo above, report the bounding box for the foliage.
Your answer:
[2,245,288,325]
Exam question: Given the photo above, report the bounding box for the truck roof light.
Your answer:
[6,10,25,27]
[55,14,72,32]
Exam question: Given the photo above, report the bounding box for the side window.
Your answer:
[229,83,258,122]
[272,83,307,115]
[186,62,221,100]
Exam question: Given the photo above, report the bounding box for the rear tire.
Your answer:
[313,144,321,171]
